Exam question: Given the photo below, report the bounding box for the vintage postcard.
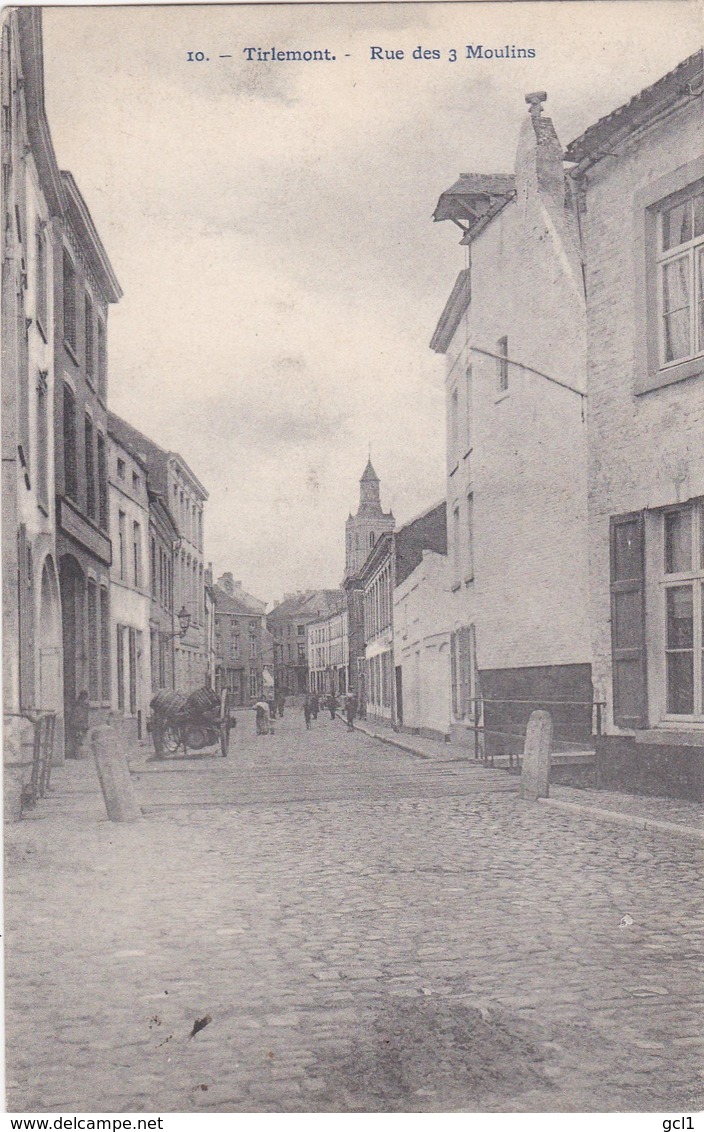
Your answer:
[2,0,703,1121]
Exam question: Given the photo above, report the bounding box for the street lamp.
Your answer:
[176,606,191,638]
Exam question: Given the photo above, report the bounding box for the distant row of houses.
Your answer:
[305,53,704,799]
[1,11,274,783]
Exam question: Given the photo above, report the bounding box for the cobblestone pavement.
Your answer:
[5,711,704,1113]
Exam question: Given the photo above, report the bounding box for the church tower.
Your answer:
[344,459,395,579]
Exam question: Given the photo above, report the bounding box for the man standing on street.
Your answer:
[303,695,313,730]
[344,692,357,732]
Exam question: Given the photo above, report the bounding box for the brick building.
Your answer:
[148,486,178,695]
[307,608,349,697]
[107,427,151,740]
[268,589,345,695]
[212,574,268,705]
[431,91,591,757]
[567,51,704,797]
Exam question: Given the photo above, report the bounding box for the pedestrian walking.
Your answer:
[268,697,276,720]
[276,691,286,718]
[344,692,357,732]
[303,695,312,730]
[310,692,319,720]
[254,699,270,735]
[327,693,338,720]
[67,689,90,759]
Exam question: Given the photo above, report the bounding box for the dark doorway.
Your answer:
[59,555,85,723]
[395,665,403,725]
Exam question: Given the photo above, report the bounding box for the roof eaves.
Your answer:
[565,49,703,166]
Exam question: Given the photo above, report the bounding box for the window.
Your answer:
[116,626,125,711]
[662,500,704,718]
[465,492,474,582]
[449,384,459,469]
[100,586,110,701]
[117,458,125,480]
[128,627,138,714]
[233,634,240,657]
[497,336,509,392]
[132,521,141,587]
[97,433,108,530]
[298,642,306,661]
[62,383,78,500]
[84,415,96,521]
[85,293,94,383]
[87,578,99,702]
[62,250,77,352]
[297,624,305,635]
[151,536,157,596]
[452,504,461,587]
[465,365,473,454]
[36,372,49,511]
[658,187,704,368]
[132,471,141,492]
[369,531,376,549]
[97,318,106,402]
[35,226,47,335]
[637,160,704,393]
[118,511,126,579]
[249,670,258,698]
[249,633,257,659]
[451,625,477,720]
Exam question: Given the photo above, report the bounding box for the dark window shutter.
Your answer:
[450,632,458,718]
[610,511,648,729]
[459,626,471,719]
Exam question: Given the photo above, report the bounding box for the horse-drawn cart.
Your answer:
[150,686,234,757]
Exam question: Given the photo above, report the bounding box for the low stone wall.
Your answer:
[596,736,704,802]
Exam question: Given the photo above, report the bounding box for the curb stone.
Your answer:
[540,796,704,842]
[345,715,703,841]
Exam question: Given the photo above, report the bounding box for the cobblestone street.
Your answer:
[6,711,704,1113]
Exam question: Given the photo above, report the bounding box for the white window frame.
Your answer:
[659,498,704,724]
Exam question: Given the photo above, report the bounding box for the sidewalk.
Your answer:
[348,715,704,840]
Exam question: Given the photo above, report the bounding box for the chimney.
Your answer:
[515,91,566,212]
[218,572,234,595]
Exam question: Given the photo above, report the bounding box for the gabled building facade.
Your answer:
[212,575,268,705]
[107,426,151,738]
[148,487,178,694]
[567,51,704,797]
[361,502,447,726]
[267,589,345,695]
[307,608,349,697]
[431,92,591,757]
[107,415,209,693]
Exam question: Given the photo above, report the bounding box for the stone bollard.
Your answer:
[91,725,141,822]
[520,710,553,801]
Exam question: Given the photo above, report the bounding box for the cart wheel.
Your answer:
[220,721,229,757]
[162,725,180,753]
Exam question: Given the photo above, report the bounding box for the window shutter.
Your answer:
[450,632,458,718]
[17,524,35,711]
[610,511,648,729]
[458,626,472,719]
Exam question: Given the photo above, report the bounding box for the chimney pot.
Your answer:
[525,91,548,118]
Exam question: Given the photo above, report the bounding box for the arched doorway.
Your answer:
[38,556,62,713]
[59,555,85,727]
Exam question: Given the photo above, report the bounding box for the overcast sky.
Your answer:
[42,1,702,605]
